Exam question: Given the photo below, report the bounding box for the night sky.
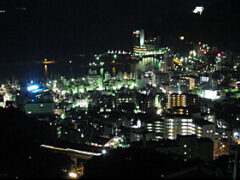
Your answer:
[0,0,239,64]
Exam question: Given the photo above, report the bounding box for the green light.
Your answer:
[61,113,66,120]
[134,109,139,114]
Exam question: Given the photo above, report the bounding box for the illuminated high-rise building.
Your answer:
[25,84,53,118]
[164,117,198,140]
[164,117,213,140]
[132,29,147,56]
[166,93,199,113]
[167,94,187,110]
[146,119,164,140]
[133,29,145,47]
[184,77,195,90]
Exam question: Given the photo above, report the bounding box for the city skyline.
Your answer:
[1,0,240,179]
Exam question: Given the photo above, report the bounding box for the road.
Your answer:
[40,144,102,160]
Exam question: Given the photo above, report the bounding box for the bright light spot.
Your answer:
[68,172,78,178]
[201,90,220,100]
[102,149,107,154]
[193,6,204,15]
[160,87,166,93]
[157,109,163,115]
[234,131,239,139]
[189,50,197,57]
[27,84,39,91]
[179,36,184,40]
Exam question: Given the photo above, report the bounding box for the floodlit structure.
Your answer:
[133,29,145,47]
[27,84,40,91]
[200,90,220,100]
[25,83,53,117]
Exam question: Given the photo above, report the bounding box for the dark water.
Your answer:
[0,61,88,82]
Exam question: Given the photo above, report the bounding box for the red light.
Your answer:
[217,53,222,57]
[203,51,207,55]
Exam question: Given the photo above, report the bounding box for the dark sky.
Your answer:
[0,0,239,63]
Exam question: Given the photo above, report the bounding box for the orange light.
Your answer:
[44,65,48,76]
[43,61,55,64]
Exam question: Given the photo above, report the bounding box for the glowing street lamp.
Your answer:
[102,149,107,154]
[179,36,184,40]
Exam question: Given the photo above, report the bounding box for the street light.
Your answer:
[102,149,107,155]
[179,36,184,40]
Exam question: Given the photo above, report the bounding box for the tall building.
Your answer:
[164,116,213,140]
[133,29,147,56]
[133,29,145,47]
[166,93,199,113]
[186,77,195,90]
[162,53,173,73]
[167,93,187,110]
[146,119,164,140]
[164,117,198,140]
[25,84,53,119]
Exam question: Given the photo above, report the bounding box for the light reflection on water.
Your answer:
[0,61,88,81]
